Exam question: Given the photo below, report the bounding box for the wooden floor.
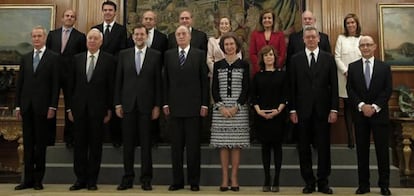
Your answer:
[1,184,414,196]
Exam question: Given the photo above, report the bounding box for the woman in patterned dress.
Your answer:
[210,33,250,192]
[251,45,288,192]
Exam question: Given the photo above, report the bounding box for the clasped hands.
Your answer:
[219,106,238,118]
[257,109,280,120]
[361,104,376,117]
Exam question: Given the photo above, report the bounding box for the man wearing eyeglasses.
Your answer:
[346,35,392,196]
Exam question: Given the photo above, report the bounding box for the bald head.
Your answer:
[62,9,77,28]
[302,10,316,28]
[359,35,376,59]
[142,10,157,30]
[87,28,103,53]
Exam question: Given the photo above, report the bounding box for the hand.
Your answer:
[47,109,55,119]
[267,109,280,119]
[152,106,160,120]
[163,106,170,116]
[256,109,267,118]
[200,107,208,117]
[115,107,124,118]
[328,111,338,123]
[361,104,375,117]
[344,71,348,77]
[219,107,232,118]
[68,111,74,122]
[290,112,298,124]
[15,110,21,121]
[228,106,238,117]
[103,110,111,123]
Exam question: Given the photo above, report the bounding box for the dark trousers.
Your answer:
[261,142,282,186]
[169,116,201,186]
[297,114,331,187]
[73,107,104,185]
[21,106,48,184]
[355,118,390,188]
[109,113,122,144]
[122,110,153,183]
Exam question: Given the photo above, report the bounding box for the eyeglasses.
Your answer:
[359,43,374,48]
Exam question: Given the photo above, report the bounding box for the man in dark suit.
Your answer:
[167,10,208,51]
[92,1,127,56]
[15,26,59,191]
[66,29,115,191]
[287,10,331,67]
[46,9,87,148]
[346,36,392,196]
[114,24,162,191]
[127,10,168,54]
[163,25,209,192]
[288,26,338,194]
[91,0,127,148]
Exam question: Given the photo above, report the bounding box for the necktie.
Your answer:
[147,30,152,48]
[364,60,371,88]
[135,50,142,75]
[104,24,110,43]
[179,50,186,66]
[33,50,41,72]
[61,29,69,53]
[87,55,95,82]
[310,52,316,68]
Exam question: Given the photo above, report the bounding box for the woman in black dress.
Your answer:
[250,45,287,192]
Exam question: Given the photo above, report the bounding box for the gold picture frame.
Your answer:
[0,4,55,69]
[378,3,414,71]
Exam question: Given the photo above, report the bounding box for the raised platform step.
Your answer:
[43,144,400,187]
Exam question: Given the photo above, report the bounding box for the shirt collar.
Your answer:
[104,21,115,28]
[305,47,319,57]
[362,56,374,64]
[88,50,100,58]
[135,46,147,54]
[178,45,190,54]
[34,46,46,53]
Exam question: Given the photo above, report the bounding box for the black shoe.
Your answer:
[190,185,200,191]
[168,184,184,191]
[262,185,271,192]
[141,182,152,191]
[302,184,316,194]
[219,186,229,192]
[65,142,74,149]
[112,142,121,148]
[380,187,391,195]
[69,182,86,191]
[117,182,133,190]
[271,186,280,192]
[230,186,239,192]
[14,183,33,190]
[88,185,98,191]
[355,186,370,194]
[318,185,333,194]
[33,183,44,190]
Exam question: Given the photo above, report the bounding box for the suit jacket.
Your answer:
[249,30,286,73]
[67,51,115,119]
[287,30,331,66]
[92,22,127,55]
[127,29,168,54]
[46,27,87,57]
[346,58,392,123]
[288,50,338,119]
[168,28,208,51]
[114,47,162,114]
[163,47,209,117]
[15,49,59,115]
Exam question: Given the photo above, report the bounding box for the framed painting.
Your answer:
[378,3,414,71]
[0,4,55,68]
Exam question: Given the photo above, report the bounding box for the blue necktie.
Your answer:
[33,50,41,72]
[179,50,186,66]
[364,60,371,88]
[135,50,142,75]
[87,55,95,82]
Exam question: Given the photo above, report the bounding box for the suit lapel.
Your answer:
[355,60,368,91]
[80,53,88,82]
[35,50,48,74]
